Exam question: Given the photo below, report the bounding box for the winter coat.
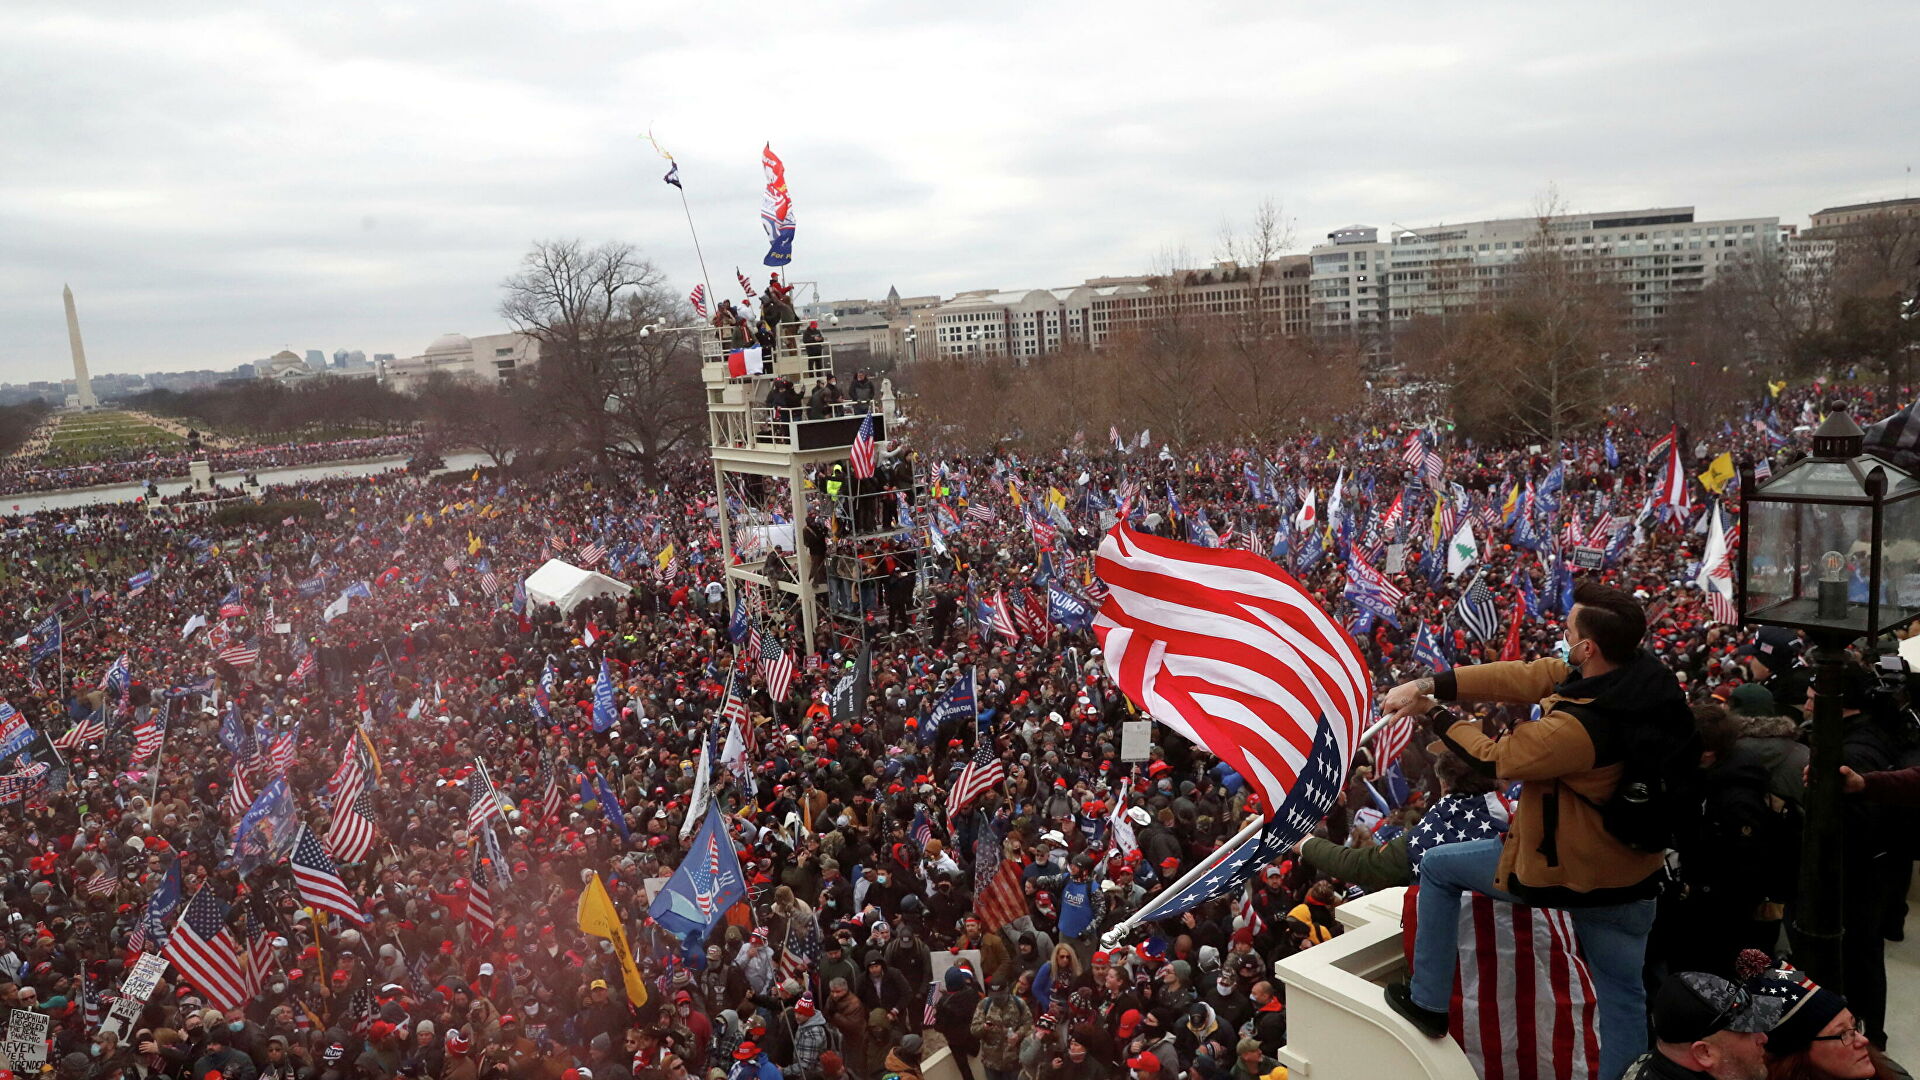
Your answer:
[971,992,1035,1071]
[1298,834,1411,889]
[1433,652,1678,904]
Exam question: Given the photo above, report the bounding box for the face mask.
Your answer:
[1554,639,1571,662]
[876,875,888,885]
[90,1046,102,1058]
[230,1022,246,1032]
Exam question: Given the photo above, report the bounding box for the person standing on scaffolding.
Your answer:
[765,273,799,353]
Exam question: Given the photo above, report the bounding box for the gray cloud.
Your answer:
[2,0,1915,380]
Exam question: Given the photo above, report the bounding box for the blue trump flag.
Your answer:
[592,659,618,732]
[593,773,631,842]
[29,615,60,665]
[231,776,296,874]
[1047,584,1095,632]
[926,668,977,742]
[649,801,747,944]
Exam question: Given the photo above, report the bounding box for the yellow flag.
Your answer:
[1768,379,1788,398]
[1008,480,1023,506]
[1698,452,1736,494]
[1430,496,1446,546]
[470,469,479,481]
[1327,446,1337,460]
[1500,484,1519,519]
[656,543,675,571]
[357,727,383,779]
[467,532,482,556]
[578,873,647,1007]
[1047,487,1067,512]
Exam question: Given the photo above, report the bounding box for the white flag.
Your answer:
[1326,469,1345,526]
[1447,519,1479,577]
[179,613,208,640]
[682,726,714,840]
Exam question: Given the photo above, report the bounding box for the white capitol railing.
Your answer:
[1273,886,1477,1080]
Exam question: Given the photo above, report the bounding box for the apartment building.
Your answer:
[1308,207,1783,359]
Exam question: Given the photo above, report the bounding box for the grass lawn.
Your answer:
[39,411,183,459]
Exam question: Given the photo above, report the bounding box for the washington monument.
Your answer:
[62,284,98,410]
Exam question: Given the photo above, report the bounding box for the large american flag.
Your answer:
[466,759,505,837]
[290,651,317,687]
[290,826,367,925]
[578,541,607,567]
[328,738,369,810]
[972,823,1027,932]
[265,731,295,777]
[218,641,260,668]
[131,711,166,765]
[1092,522,1371,820]
[849,414,878,479]
[1452,894,1601,1080]
[326,790,378,865]
[54,715,105,750]
[944,711,1004,822]
[164,887,247,1011]
[221,770,254,822]
[466,844,495,941]
[537,760,565,823]
[241,904,275,1000]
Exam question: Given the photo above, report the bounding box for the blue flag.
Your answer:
[29,615,60,665]
[1413,623,1449,671]
[592,660,618,732]
[727,603,749,645]
[138,860,182,952]
[1604,433,1620,469]
[1046,584,1095,632]
[594,773,631,842]
[928,669,977,739]
[231,777,296,874]
[649,801,747,943]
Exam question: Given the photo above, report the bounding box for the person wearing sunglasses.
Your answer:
[1626,972,1781,1080]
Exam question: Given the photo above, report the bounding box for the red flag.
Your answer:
[1499,596,1526,662]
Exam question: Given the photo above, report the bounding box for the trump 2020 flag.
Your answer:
[760,143,795,267]
[649,801,746,944]
[592,659,618,732]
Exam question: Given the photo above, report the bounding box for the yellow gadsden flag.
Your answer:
[1698,452,1736,495]
[578,872,647,1007]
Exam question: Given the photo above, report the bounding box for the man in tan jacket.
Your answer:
[1379,580,1681,1080]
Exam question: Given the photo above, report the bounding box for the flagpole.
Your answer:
[1098,714,1400,948]
[676,186,717,320]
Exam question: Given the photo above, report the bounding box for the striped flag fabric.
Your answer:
[986,590,1019,641]
[326,790,378,865]
[218,641,260,668]
[736,268,758,298]
[84,858,117,898]
[164,887,248,1011]
[537,760,565,824]
[689,284,708,319]
[126,861,182,956]
[758,630,795,703]
[466,759,506,837]
[972,825,1027,932]
[466,845,495,941]
[944,711,1004,822]
[1456,572,1500,643]
[240,905,275,999]
[266,732,295,777]
[849,414,878,479]
[578,541,607,567]
[479,569,500,597]
[290,651,317,686]
[964,503,996,524]
[1452,894,1600,1080]
[290,826,368,924]
[1372,715,1415,772]
[221,770,254,822]
[328,739,369,810]
[56,713,104,750]
[1092,522,1371,820]
[131,714,166,763]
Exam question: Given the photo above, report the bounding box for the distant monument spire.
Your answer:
[62,284,98,409]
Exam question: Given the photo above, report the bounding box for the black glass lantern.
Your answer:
[1739,411,1920,642]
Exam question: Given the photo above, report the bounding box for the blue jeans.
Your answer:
[1410,839,1657,1080]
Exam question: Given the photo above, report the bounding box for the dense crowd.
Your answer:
[0,378,1914,1080]
[0,435,423,496]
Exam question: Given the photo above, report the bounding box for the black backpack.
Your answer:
[1563,697,1703,853]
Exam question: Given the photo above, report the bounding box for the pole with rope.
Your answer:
[645,132,715,321]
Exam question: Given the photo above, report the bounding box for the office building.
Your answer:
[1308,207,1782,359]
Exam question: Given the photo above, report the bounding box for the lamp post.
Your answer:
[903,326,917,365]
[1737,409,1920,989]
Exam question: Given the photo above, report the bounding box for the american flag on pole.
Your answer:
[1452,894,1601,1080]
[221,770,254,822]
[776,919,819,987]
[328,738,369,810]
[326,790,378,865]
[849,414,877,479]
[131,711,167,765]
[1372,715,1415,772]
[55,714,104,750]
[689,284,709,319]
[986,590,1019,642]
[164,887,248,1011]
[479,569,500,597]
[218,641,260,668]
[265,731,295,777]
[290,826,368,925]
[757,628,795,703]
[964,503,996,525]
[736,268,757,299]
[537,759,565,823]
[240,904,275,1000]
[466,844,496,941]
[1092,522,1371,820]
[467,760,504,836]
[578,541,607,567]
[290,651,317,687]
[945,711,1004,823]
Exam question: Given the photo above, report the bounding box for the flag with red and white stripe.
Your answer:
[1372,715,1415,772]
[1093,522,1371,820]
[972,826,1027,932]
[290,825,368,925]
[326,790,378,865]
[164,887,248,1011]
[1452,894,1600,1080]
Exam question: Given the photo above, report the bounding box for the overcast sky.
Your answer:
[3,0,1915,381]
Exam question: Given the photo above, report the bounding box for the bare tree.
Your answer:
[500,240,701,477]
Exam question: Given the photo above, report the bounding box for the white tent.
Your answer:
[523,559,631,614]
